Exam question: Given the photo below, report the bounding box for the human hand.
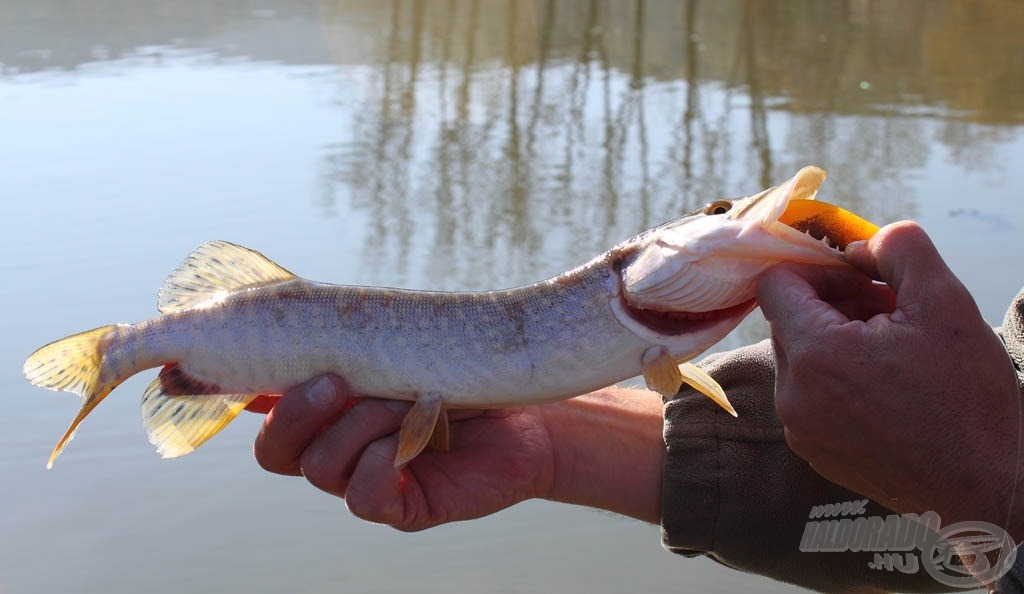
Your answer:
[252,377,664,531]
[757,221,1023,540]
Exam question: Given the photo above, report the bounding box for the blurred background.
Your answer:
[2,1,1023,592]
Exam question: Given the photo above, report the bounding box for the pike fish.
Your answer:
[24,166,879,469]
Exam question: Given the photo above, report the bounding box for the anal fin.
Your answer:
[395,393,444,468]
[141,377,257,459]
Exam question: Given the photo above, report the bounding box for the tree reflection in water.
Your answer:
[317,0,1022,292]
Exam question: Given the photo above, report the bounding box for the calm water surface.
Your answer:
[3,1,1024,592]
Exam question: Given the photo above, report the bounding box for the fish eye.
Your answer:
[704,200,732,216]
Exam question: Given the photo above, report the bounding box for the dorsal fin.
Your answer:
[157,241,296,313]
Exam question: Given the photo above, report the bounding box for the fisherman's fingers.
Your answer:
[762,266,890,437]
[757,264,854,358]
[782,425,894,503]
[344,436,419,529]
[298,399,407,498]
[848,221,974,324]
[254,375,352,476]
[770,330,869,437]
[758,265,832,322]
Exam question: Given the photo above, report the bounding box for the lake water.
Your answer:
[3,1,1024,592]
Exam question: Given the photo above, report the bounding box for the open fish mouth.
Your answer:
[723,166,879,260]
[612,165,879,340]
[617,295,758,338]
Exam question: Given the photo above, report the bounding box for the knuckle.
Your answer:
[391,521,429,533]
[935,277,976,314]
[253,429,295,475]
[252,442,274,471]
[300,448,347,497]
[344,440,413,527]
[255,452,299,476]
[343,484,379,522]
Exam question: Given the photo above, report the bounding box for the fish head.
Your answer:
[612,166,879,358]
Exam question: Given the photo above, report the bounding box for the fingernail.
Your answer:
[846,240,867,253]
[382,399,411,415]
[306,376,338,408]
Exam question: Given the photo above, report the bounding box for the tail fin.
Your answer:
[23,325,121,468]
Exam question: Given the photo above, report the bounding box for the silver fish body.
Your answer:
[25,166,863,468]
[116,254,656,408]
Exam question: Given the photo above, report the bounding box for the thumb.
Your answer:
[757,264,850,344]
[846,221,966,321]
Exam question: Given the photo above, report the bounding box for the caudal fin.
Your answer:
[23,325,121,468]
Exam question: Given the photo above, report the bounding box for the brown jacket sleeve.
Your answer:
[661,288,1024,593]
[661,341,949,592]
[996,290,1024,594]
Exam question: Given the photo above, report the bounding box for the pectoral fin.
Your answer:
[428,408,451,453]
[677,361,737,417]
[395,393,446,468]
[642,346,685,397]
[642,346,736,416]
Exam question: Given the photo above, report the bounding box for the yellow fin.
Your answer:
[157,241,296,313]
[641,347,737,416]
[23,325,121,468]
[676,361,737,417]
[395,393,444,468]
[140,377,257,458]
[641,346,684,397]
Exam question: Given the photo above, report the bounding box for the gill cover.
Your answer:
[621,166,861,312]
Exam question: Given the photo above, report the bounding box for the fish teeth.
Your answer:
[801,228,841,251]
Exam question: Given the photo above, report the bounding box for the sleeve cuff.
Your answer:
[661,339,955,592]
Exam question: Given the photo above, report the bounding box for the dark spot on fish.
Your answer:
[173,403,185,417]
